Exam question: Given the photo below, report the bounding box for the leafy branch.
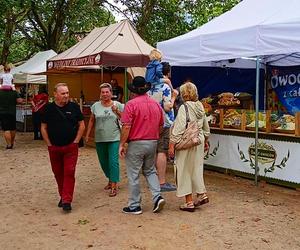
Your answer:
[264,150,290,176]
[204,141,219,160]
[237,144,255,169]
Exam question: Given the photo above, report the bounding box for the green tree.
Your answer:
[109,0,240,46]
[0,0,30,65]
[1,0,240,64]
[0,0,115,64]
[18,0,115,53]
[185,0,240,27]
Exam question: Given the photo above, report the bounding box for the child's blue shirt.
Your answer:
[145,59,163,85]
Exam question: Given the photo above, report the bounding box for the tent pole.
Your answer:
[80,73,83,112]
[24,82,29,132]
[124,68,128,102]
[254,57,260,186]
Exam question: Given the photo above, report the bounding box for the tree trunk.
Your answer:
[135,0,156,39]
[0,15,15,65]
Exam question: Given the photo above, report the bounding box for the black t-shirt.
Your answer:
[42,102,84,146]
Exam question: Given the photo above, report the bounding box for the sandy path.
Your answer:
[0,132,300,250]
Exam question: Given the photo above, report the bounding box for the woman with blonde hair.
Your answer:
[169,82,210,212]
[85,83,124,197]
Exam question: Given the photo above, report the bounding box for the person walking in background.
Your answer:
[41,83,85,212]
[119,76,165,215]
[111,79,124,103]
[85,83,124,197]
[31,87,48,140]
[0,88,23,149]
[169,82,210,212]
[152,62,178,192]
[0,65,15,90]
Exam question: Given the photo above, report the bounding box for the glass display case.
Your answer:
[205,106,299,136]
[201,91,300,136]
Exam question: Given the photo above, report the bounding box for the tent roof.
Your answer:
[48,20,154,69]
[157,0,300,66]
[10,50,57,84]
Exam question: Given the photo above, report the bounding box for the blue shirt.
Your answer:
[145,60,163,85]
[147,83,175,128]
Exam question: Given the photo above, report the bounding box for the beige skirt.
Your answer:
[174,143,206,197]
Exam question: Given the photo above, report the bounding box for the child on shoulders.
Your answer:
[145,49,173,91]
[0,65,15,90]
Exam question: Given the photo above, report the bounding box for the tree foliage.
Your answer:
[113,0,240,46]
[0,0,240,65]
[1,0,115,64]
[20,0,115,52]
[0,0,30,65]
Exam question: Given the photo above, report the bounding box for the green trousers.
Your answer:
[95,141,120,183]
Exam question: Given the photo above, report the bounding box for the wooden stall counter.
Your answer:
[205,109,300,189]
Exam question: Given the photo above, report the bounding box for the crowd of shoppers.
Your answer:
[1,54,209,214]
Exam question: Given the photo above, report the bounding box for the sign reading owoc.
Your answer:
[268,66,300,115]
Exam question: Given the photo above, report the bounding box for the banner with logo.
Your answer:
[204,134,300,184]
[267,66,300,115]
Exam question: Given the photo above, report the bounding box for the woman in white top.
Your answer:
[0,66,15,90]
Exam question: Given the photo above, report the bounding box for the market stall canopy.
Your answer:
[48,20,154,70]
[157,0,300,66]
[11,50,57,84]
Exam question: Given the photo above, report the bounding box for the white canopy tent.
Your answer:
[158,0,300,185]
[158,0,300,66]
[8,50,57,132]
[11,50,57,84]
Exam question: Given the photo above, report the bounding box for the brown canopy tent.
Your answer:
[47,19,154,101]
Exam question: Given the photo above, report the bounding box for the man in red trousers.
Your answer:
[41,83,85,212]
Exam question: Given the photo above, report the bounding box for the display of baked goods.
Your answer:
[246,111,266,129]
[201,97,213,104]
[223,109,242,128]
[217,92,240,106]
[271,114,295,132]
[201,101,212,114]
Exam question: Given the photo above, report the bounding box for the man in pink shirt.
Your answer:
[119,76,166,215]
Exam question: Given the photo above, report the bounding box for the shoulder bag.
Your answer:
[174,103,201,151]
[112,101,122,131]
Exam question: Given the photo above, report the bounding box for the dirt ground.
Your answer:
[0,132,300,250]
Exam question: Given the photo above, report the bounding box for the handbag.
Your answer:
[112,101,122,131]
[174,103,201,150]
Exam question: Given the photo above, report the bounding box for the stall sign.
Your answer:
[269,66,300,115]
[205,134,299,184]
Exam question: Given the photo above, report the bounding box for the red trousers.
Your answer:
[48,143,78,203]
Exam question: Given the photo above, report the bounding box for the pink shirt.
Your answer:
[121,94,164,141]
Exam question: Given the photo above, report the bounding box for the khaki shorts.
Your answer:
[157,127,170,153]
